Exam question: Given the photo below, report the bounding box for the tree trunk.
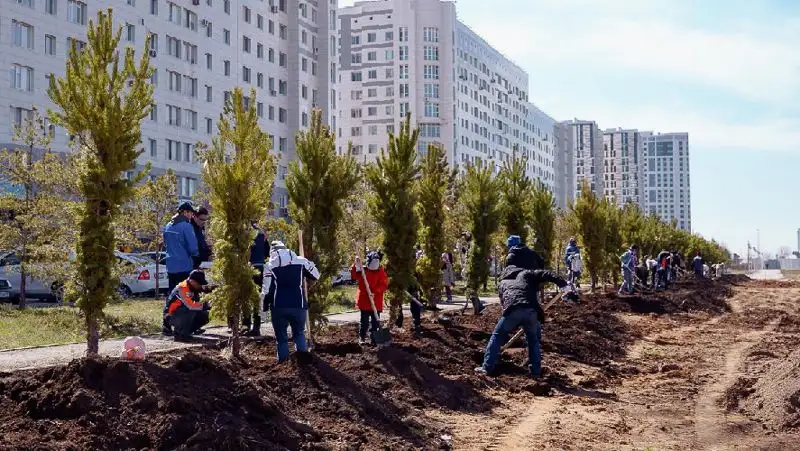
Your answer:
[229,308,241,358]
[86,314,100,356]
[18,263,27,310]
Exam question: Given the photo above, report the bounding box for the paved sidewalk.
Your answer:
[0,296,498,372]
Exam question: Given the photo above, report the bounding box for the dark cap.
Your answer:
[188,270,207,286]
[177,201,196,213]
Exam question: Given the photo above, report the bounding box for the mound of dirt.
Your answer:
[731,347,800,431]
[0,355,307,450]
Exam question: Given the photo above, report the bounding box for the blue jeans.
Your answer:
[482,306,541,376]
[620,267,634,294]
[271,307,308,361]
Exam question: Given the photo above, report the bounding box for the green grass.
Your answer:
[0,285,362,350]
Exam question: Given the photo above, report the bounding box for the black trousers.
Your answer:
[169,306,210,339]
[360,310,381,340]
[163,272,191,329]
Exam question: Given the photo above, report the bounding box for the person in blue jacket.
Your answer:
[161,201,199,335]
[260,241,320,362]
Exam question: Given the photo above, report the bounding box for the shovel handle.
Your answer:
[501,290,562,353]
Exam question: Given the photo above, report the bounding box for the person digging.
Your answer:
[475,235,579,378]
[351,251,389,345]
[165,270,211,343]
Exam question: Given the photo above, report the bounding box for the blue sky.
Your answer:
[339,0,800,257]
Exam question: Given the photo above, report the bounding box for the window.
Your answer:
[399,46,408,61]
[268,48,275,63]
[398,27,408,42]
[424,102,439,117]
[367,88,377,98]
[149,138,157,157]
[268,20,274,34]
[301,58,307,72]
[399,65,408,79]
[16,0,33,7]
[352,35,360,45]
[167,104,181,126]
[350,108,362,118]
[168,2,182,25]
[183,109,197,130]
[150,104,157,121]
[257,14,263,29]
[351,90,362,100]
[301,30,307,45]
[182,75,197,97]
[223,29,230,44]
[279,25,287,40]
[278,108,286,123]
[385,86,394,96]
[11,64,34,92]
[385,31,393,41]
[167,70,181,92]
[257,102,264,118]
[257,72,263,88]
[44,34,56,56]
[223,0,229,14]
[183,42,197,63]
[205,21,212,38]
[224,60,230,76]
[149,33,159,52]
[242,36,251,53]
[423,27,439,42]
[279,80,287,95]
[367,32,376,43]
[399,102,409,117]
[45,0,57,15]
[257,43,263,58]
[424,83,439,98]
[242,66,251,83]
[205,53,212,69]
[279,52,287,67]
[127,0,135,6]
[205,85,212,102]
[368,70,377,80]
[126,23,136,42]
[385,49,394,60]
[150,0,158,15]
[423,46,439,61]
[243,5,251,22]
[399,83,409,97]
[351,127,362,137]
[66,37,86,53]
[351,53,362,64]
[67,0,86,24]
[206,117,213,134]
[166,35,181,58]
[385,105,394,115]
[301,85,307,99]
[268,105,274,120]
[367,107,377,116]
[351,72,362,82]
[12,21,34,50]
[10,107,32,127]
[301,112,308,127]
[423,65,439,80]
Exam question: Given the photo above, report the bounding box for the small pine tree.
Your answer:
[530,183,556,268]
[199,88,274,358]
[0,109,76,309]
[568,180,607,290]
[338,177,383,253]
[366,113,420,324]
[286,109,359,329]
[498,152,533,243]
[416,144,450,308]
[462,164,501,300]
[602,199,622,288]
[124,170,178,293]
[47,9,154,355]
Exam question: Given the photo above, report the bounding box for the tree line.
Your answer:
[0,10,729,356]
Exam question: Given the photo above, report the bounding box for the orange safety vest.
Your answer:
[167,281,204,314]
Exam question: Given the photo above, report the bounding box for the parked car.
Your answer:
[0,278,14,303]
[138,251,166,265]
[0,250,168,300]
[332,268,355,286]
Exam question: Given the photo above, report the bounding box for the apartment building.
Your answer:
[553,121,574,209]
[563,119,603,199]
[336,0,555,191]
[0,0,337,216]
[641,132,691,231]
[602,128,644,207]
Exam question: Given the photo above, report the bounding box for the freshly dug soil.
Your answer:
[0,277,732,450]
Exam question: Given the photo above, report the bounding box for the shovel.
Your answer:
[356,250,391,347]
[298,230,313,351]
[500,287,574,354]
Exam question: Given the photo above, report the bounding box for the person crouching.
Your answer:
[351,251,389,345]
[166,270,211,342]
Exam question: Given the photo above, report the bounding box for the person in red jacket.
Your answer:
[351,251,389,345]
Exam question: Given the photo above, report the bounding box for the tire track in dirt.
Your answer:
[693,316,779,450]
[484,397,559,450]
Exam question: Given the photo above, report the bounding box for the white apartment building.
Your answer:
[553,121,574,209]
[641,132,691,231]
[0,0,337,217]
[336,0,555,191]
[563,119,603,199]
[602,128,645,207]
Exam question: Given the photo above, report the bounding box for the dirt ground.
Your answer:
[2,275,800,450]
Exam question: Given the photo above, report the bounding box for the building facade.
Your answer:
[563,119,603,199]
[602,128,644,207]
[0,0,337,216]
[336,0,555,191]
[553,121,574,209]
[641,132,691,231]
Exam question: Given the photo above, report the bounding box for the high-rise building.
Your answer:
[602,128,645,207]
[641,132,691,231]
[563,119,603,199]
[336,0,555,190]
[0,0,337,216]
[553,121,575,209]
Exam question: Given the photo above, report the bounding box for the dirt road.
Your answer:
[439,279,800,450]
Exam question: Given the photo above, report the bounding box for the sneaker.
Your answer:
[474,366,488,375]
[413,326,422,337]
[358,337,368,345]
[192,328,206,335]
[162,326,173,336]
[243,329,261,337]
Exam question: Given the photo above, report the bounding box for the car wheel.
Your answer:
[117,285,133,298]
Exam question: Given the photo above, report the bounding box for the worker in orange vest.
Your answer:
[165,270,210,342]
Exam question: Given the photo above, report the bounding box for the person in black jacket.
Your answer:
[476,235,578,378]
[243,222,269,336]
[190,207,212,269]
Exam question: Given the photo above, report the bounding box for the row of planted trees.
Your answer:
[0,10,729,357]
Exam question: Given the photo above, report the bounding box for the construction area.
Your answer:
[1,275,800,450]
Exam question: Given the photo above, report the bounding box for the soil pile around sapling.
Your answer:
[0,355,307,450]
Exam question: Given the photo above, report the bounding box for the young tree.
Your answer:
[498,153,533,243]
[0,109,76,308]
[338,177,383,253]
[124,170,177,293]
[529,183,557,268]
[286,109,359,329]
[47,9,154,355]
[462,164,501,304]
[416,144,450,309]
[199,88,275,358]
[602,199,622,289]
[366,113,420,324]
[568,180,606,290]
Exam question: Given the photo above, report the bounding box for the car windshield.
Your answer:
[119,254,152,266]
